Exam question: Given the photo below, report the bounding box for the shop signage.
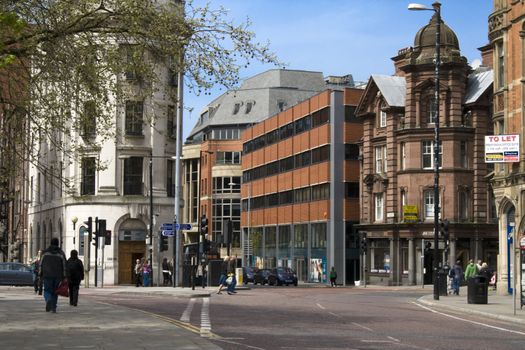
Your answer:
[485,134,520,163]
[403,205,418,222]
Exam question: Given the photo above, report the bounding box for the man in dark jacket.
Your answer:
[39,238,67,313]
[66,249,84,306]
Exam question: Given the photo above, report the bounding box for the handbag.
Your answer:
[225,276,233,285]
[55,279,69,297]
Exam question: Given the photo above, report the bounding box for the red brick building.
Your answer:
[241,87,363,285]
[356,12,497,285]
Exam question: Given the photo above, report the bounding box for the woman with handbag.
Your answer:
[66,250,84,306]
[39,238,67,313]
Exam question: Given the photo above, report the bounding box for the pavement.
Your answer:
[1,283,524,349]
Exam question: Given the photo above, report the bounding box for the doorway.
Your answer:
[118,241,145,284]
[295,258,306,282]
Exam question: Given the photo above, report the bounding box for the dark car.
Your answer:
[268,267,298,286]
[242,267,255,284]
[0,262,34,286]
[253,268,271,285]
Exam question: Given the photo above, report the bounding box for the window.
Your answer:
[125,101,144,135]
[279,123,294,140]
[345,144,359,160]
[167,105,176,138]
[294,187,311,203]
[81,157,96,195]
[277,100,287,112]
[279,156,294,173]
[216,151,241,165]
[81,101,97,138]
[233,103,241,115]
[427,98,437,124]
[422,141,442,169]
[122,44,140,81]
[266,161,279,177]
[167,159,174,197]
[211,128,241,140]
[375,145,387,174]
[311,223,327,249]
[459,190,469,221]
[295,151,311,168]
[266,193,279,207]
[379,103,387,127]
[497,41,505,89]
[266,129,279,145]
[424,190,435,219]
[311,145,330,164]
[123,157,143,195]
[460,141,467,168]
[345,182,359,198]
[278,190,294,205]
[400,142,406,170]
[311,183,330,201]
[213,176,240,194]
[345,106,357,122]
[312,107,330,127]
[374,193,384,222]
[294,115,312,134]
[245,101,254,114]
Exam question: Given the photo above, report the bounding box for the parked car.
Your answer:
[268,267,298,286]
[253,268,271,285]
[242,267,255,284]
[0,262,34,286]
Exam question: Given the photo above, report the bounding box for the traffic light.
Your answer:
[159,233,168,252]
[203,239,210,253]
[105,230,112,246]
[424,241,432,253]
[440,219,450,242]
[84,217,93,235]
[360,237,368,254]
[200,215,208,236]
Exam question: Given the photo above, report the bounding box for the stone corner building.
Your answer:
[355,12,497,285]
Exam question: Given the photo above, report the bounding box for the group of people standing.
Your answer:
[448,259,494,295]
[31,238,85,313]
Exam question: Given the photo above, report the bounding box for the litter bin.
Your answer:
[438,268,448,296]
[467,275,488,304]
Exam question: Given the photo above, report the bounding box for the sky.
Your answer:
[182,0,493,139]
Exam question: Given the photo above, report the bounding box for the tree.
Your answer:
[0,0,280,258]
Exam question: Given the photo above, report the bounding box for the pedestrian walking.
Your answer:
[449,260,464,295]
[226,256,238,295]
[31,250,42,295]
[134,259,143,287]
[66,250,84,306]
[142,261,152,287]
[39,238,67,313]
[216,256,229,294]
[162,258,170,286]
[464,259,478,280]
[329,266,337,287]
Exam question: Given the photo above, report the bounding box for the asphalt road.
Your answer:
[88,285,525,350]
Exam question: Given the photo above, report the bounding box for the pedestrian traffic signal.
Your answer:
[200,215,208,236]
[105,230,112,246]
[440,219,450,242]
[159,233,168,252]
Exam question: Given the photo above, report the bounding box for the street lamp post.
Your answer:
[149,151,153,287]
[409,1,441,301]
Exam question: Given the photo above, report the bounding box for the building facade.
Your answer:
[240,87,363,285]
[356,13,497,285]
[488,0,525,295]
[27,54,177,285]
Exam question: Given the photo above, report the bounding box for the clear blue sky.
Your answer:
[183,0,492,139]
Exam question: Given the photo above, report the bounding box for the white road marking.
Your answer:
[413,302,525,336]
[200,297,212,336]
[180,298,195,323]
[328,311,342,318]
[351,322,373,332]
[388,336,400,342]
[316,303,325,310]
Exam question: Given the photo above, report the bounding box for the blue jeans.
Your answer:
[43,278,61,311]
[143,273,150,287]
[452,277,461,294]
[227,275,237,292]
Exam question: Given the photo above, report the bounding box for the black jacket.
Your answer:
[67,257,85,284]
[40,245,67,279]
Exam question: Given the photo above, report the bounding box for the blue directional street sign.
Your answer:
[160,223,173,230]
[161,230,174,237]
[178,223,192,231]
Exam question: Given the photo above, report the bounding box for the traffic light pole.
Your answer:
[94,217,98,287]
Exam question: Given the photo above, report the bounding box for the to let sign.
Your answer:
[485,134,520,163]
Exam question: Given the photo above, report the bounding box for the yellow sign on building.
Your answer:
[403,205,418,223]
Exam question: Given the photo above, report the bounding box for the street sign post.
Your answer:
[162,230,174,237]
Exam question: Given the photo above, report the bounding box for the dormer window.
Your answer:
[380,102,387,127]
[233,103,241,115]
[277,100,287,112]
[245,101,255,114]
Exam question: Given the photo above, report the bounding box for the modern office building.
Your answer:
[182,69,331,260]
[488,0,525,295]
[240,87,363,285]
[355,11,497,285]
